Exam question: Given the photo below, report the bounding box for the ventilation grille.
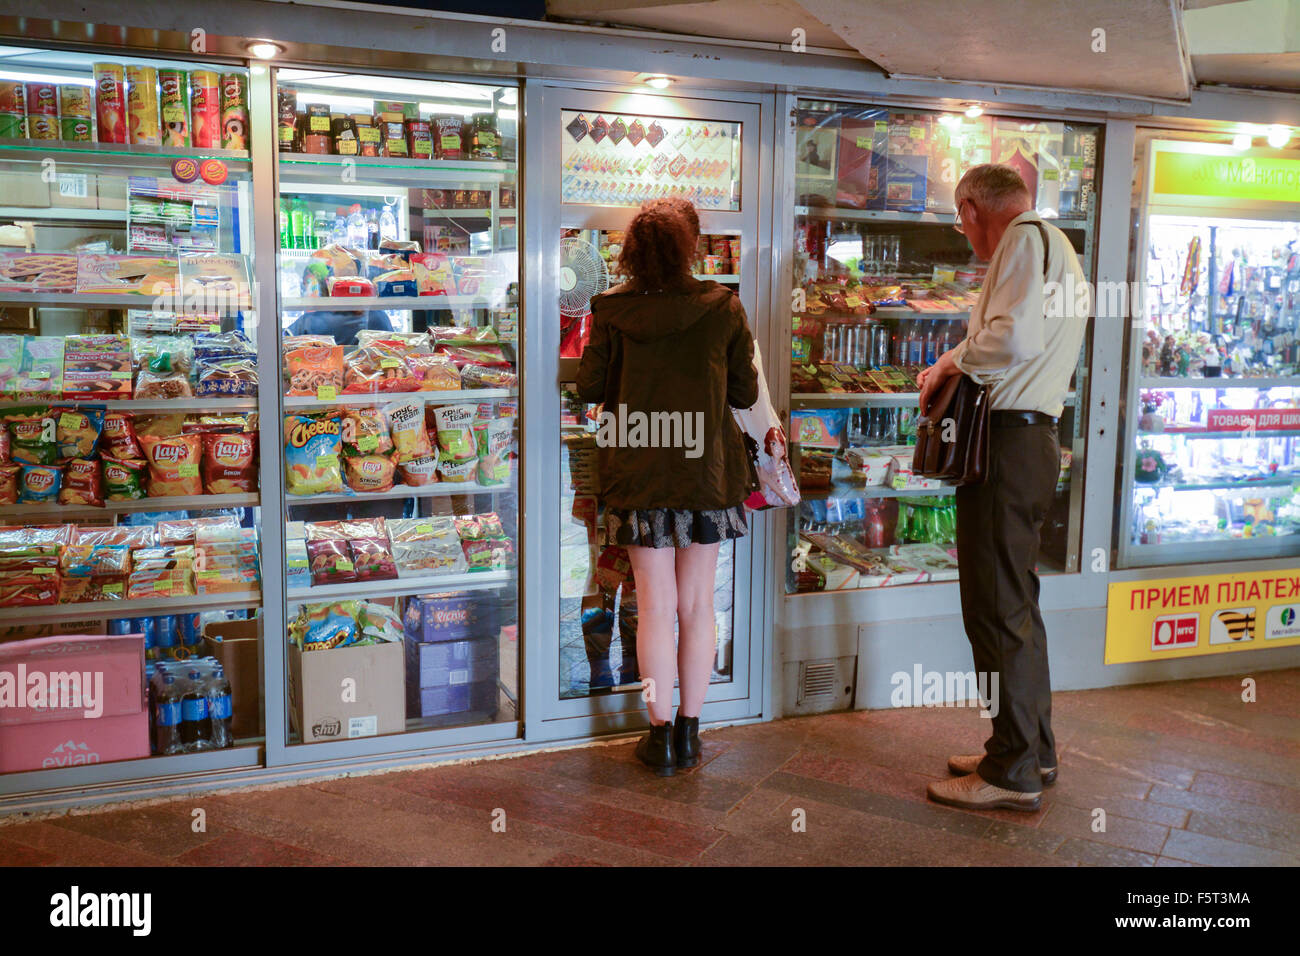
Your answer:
[799,660,838,704]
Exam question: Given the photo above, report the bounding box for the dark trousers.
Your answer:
[955,419,1060,793]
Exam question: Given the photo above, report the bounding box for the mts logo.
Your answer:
[1151,613,1198,651]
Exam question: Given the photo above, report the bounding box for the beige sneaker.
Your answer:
[927,772,1042,812]
[947,753,1058,786]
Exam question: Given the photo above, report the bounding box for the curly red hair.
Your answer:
[618,198,700,291]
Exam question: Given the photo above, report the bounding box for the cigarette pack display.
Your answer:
[833,107,886,210]
[885,113,931,212]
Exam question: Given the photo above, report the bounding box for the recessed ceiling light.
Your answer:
[1266,125,1290,148]
[247,41,283,60]
[645,75,672,89]
[1232,133,1251,150]
[964,104,984,118]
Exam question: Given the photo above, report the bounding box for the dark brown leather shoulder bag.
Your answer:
[912,220,1050,486]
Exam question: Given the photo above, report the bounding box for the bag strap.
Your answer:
[1022,219,1050,279]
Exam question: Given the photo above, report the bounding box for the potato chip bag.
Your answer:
[9,414,58,465]
[102,455,148,500]
[473,418,513,486]
[201,431,257,494]
[134,413,187,439]
[341,406,394,457]
[298,600,361,651]
[286,345,344,396]
[304,522,356,585]
[140,433,203,496]
[343,453,396,493]
[102,411,143,459]
[431,403,476,461]
[0,462,18,504]
[53,405,104,460]
[436,457,477,483]
[283,412,344,496]
[18,464,62,502]
[58,458,104,507]
[398,454,439,487]
[384,399,433,463]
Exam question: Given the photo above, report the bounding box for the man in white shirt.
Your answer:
[917,164,1090,813]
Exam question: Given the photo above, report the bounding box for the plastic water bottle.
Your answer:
[347,203,367,248]
[180,669,212,752]
[379,203,398,244]
[331,207,348,246]
[154,676,183,756]
[209,666,233,749]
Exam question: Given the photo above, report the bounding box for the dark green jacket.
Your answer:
[577,277,759,511]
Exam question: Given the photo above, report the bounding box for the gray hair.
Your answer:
[955,164,1032,212]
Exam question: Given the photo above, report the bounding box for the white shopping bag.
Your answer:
[733,341,800,510]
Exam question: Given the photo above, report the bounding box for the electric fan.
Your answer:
[559,236,610,317]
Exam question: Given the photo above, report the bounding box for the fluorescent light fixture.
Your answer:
[0,70,92,86]
[645,75,672,89]
[1232,133,1251,150]
[247,41,283,60]
[964,104,984,118]
[1266,125,1290,148]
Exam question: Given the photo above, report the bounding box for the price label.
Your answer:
[209,323,221,333]
[415,523,434,534]
[380,358,401,369]
[110,370,132,380]
[317,385,337,401]
[336,559,354,572]
[288,557,308,569]
[909,126,924,140]
[178,463,199,478]
[155,580,173,592]
[197,570,221,580]
[29,370,50,380]
[310,116,330,132]
[357,435,378,452]
[1069,157,1085,170]
[58,412,82,430]
[1043,169,1060,181]
[874,121,888,132]
[855,136,871,149]
[32,567,55,575]
[102,582,123,594]
[316,454,339,469]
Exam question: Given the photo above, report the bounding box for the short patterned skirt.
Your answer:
[606,505,748,549]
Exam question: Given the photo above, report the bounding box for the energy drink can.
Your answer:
[189,70,220,148]
[126,64,160,146]
[0,81,23,114]
[24,82,57,116]
[158,69,189,147]
[92,62,127,143]
[25,114,58,140]
[0,112,24,140]
[58,84,92,118]
[60,116,92,142]
[219,73,248,150]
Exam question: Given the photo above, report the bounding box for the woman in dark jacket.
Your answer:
[577,198,758,776]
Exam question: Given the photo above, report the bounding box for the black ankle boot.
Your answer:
[673,715,700,768]
[636,721,676,777]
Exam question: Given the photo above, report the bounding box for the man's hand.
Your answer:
[917,349,961,417]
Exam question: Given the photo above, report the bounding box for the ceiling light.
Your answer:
[964,104,984,118]
[247,41,283,60]
[1232,133,1251,150]
[645,75,672,89]
[1266,125,1290,148]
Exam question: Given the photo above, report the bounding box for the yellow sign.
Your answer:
[1106,568,1300,663]
[1152,150,1300,204]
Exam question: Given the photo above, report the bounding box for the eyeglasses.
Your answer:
[953,198,967,235]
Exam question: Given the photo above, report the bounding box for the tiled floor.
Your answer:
[2,669,1297,866]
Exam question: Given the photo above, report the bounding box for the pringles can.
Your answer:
[0,113,24,140]
[189,70,220,148]
[25,114,58,140]
[24,83,57,117]
[58,84,92,118]
[92,62,127,143]
[126,64,160,145]
[219,72,248,150]
[0,81,24,115]
[158,69,189,147]
[60,116,92,142]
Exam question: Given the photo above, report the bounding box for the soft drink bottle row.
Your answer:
[822,319,960,367]
[149,657,233,755]
[109,613,204,660]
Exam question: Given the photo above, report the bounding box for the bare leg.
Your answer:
[626,544,678,724]
[674,542,721,719]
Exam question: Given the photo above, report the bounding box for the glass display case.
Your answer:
[1121,136,1300,566]
[0,45,263,774]
[785,100,1100,593]
[272,69,520,743]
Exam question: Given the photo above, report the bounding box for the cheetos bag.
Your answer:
[732,341,800,510]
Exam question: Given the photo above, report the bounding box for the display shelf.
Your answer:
[0,590,262,624]
[279,154,511,186]
[0,493,259,518]
[280,295,513,310]
[1138,376,1298,391]
[1137,476,1298,494]
[791,390,1077,409]
[0,140,251,171]
[0,291,251,313]
[1125,534,1300,567]
[0,397,256,413]
[288,569,513,603]
[286,480,514,505]
[423,208,493,218]
[794,204,1093,229]
[694,274,740,284]
[0,206,124,222]
[802,481,956,501]
[283,388,515,410]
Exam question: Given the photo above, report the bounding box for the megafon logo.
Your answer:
[44,740,100,768]
[312,717,342,738]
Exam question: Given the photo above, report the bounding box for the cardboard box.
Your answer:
[288,640,404,742]
[97,174,127,211]
[0,173,50,209]
[0,633,148,773]
[202,617,262,739]
[402,592,499,645]
[413,681,497,719]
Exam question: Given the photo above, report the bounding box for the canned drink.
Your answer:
[58,84,92,118]
[179,612,202,647]
[24,82,57,116]
[189,70,220,148]
[92,62,127,143]
[219,73,248,150]
[25,114,58,140]
[126,64,160,145]
[107,618,135,636]
[158,69,189,147]
[153,615,178,649]
[60,116,92,141]
[0,81,24,114]
[0,112,24,139]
